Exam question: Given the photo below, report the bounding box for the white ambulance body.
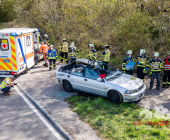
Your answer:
[0,28,41,77]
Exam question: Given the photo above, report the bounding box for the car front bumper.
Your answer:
[123,84,146,102]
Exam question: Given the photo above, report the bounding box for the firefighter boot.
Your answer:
[53,64,56,69]
[44,63,48,67]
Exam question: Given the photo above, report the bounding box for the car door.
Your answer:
[84,67,106,96]
[67,65,87,92]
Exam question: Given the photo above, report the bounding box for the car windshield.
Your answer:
[96,62,122,80]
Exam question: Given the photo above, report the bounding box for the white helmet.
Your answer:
[44,34,48,38]
[126,50,132,55]
[168,51,170,55]
[89,44,94,48]
[70,42,75,48]
[153,52,159,57]
[63,38,66,41]
[50,45,54,49]
[140,49,146,54]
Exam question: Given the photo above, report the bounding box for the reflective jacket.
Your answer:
[47,49,58,59]
[61,42,68,52]
[164,57,170,70]
[135,55,149,67]
[40,44,48,54]
[149,58,163,72]
[122,56,135,70]
[68,47,78,59]
[0,77,11,89]
[88,49,96,60]
[102,49,110,62]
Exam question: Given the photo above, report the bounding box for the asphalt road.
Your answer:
[0,78,65,140]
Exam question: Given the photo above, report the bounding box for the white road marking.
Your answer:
[14,87,63,140]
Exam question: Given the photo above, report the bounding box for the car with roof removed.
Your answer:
[56,58,146,103]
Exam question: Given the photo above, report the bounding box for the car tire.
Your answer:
[108,90,122,103]
[63,80,73,92]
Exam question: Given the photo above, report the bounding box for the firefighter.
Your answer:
[44,34,49,46]
[68,42,78,63]
[88,44,96,62]
[122,50,135,75]
[60,38,68,63]
[40,42,49,67]
[0,77,15,95]
[149,52,163,90]
[47,45,58,71]
[162,51,170,88]
[135,49,149,81]
[102,45,110,70]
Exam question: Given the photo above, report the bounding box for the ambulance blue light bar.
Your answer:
[10,32,18,36]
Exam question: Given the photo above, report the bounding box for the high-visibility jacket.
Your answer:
[68,47,78,59]
[88,49,96,60]
[149,58,163,72]
[0,77,11,89]
[61,42,68,52]
[47,49,58,59]
[122,56,135,70]
[40,44,48,54]
[164,57,170,70]
[102,49,110,62]
[135,55,149,67]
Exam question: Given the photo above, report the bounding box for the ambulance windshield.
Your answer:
[0,39,9,51]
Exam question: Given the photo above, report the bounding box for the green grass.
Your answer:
[67,96,170,140]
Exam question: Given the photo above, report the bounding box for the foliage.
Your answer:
[68,95,170,140]
[0,0,16,22]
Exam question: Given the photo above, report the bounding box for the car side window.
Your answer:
[60,64,73,73]
[85,68,99,80]
[71,66,84,77]
[26,36,31,47]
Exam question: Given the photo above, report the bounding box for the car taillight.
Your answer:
[11,72,17,75]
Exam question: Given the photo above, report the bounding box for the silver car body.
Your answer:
[56,59,146,102]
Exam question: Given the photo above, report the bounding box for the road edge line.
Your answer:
[16,83,74,140]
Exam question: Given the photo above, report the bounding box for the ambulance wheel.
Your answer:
[63,80,73,92]
[108,90,122,103]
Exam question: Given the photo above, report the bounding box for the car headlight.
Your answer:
[125,89,138,94]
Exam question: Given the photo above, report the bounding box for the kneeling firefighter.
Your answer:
[122,50,135,75]
[47,45,58,71]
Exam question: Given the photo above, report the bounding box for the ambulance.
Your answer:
[0,28,43,77]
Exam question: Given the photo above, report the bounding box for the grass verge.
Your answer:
[67,95,170,140]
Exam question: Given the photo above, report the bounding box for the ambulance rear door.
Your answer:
[0,34,12,75]
[24,33,35,69]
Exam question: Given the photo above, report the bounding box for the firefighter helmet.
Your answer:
[44,34,48,38]
[168,51,170,55]
[140,49,146,54]
[50,45,54,49]
[70,42,75,48]
[89,44,94,48]
[104,45,110,48]
[153,52,159,57]
[63,38,66,41]
[126,50,132,55]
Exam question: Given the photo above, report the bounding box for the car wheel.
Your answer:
[108,90,122,103]
[63,80,73,92]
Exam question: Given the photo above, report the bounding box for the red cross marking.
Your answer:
[2,43,7,49]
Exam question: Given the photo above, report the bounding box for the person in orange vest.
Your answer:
[0,77,15,95]
[162,51,170,88]
[40,42,49,67]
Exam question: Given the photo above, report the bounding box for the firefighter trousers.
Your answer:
[102,61,109,70]
[137,67,145,81]
[61,52,68,63]
[163,70,170,87]
[49,59,56,70]
[125,70,133,75]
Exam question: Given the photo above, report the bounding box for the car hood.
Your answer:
[107,74,143,90]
